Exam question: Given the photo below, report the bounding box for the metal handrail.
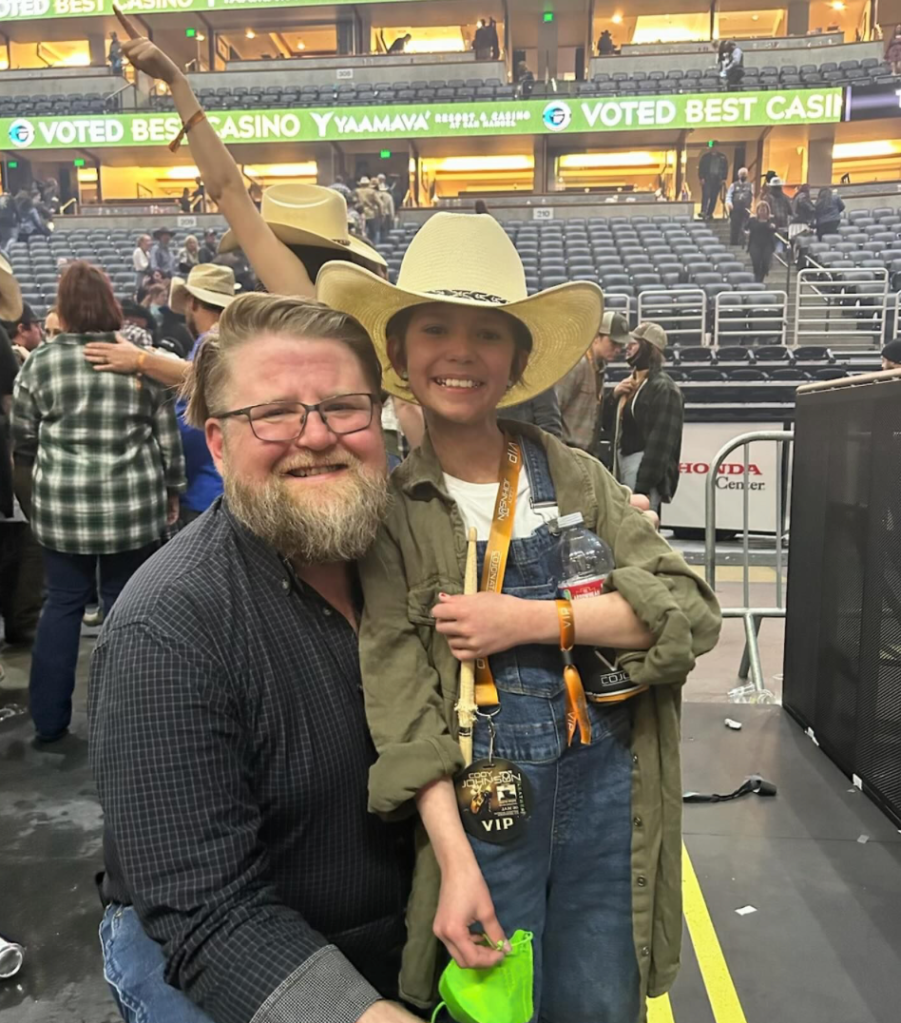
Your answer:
[794,265,888,346]
[59,198,78,215]
[713,290,787,347]
[705,429,793,700]
[637,287,706,344]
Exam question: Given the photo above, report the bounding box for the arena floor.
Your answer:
[1,577,899,1023]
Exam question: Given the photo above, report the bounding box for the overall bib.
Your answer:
[466,436,640,1023]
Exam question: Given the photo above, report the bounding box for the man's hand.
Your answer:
[84,334,143,374]
[166,493,180,526]
[431,592,531,660]
[433,860,508,970]
[358,1003,422,1022]
[113,5,182,84]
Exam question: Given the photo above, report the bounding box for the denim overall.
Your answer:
[467,436,640,1023]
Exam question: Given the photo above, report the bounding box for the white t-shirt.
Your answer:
[133,247,150,272]
[443,471,559,542]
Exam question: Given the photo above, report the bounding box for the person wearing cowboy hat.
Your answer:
[86,264,238,527]
[612,322,684,515]
[150,226,177,278]
[109,9,387,300]
[318,213,721,1020]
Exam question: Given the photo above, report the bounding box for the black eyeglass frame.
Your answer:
[212,393,379,441]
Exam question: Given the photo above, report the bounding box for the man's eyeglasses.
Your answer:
[214,393,377,442]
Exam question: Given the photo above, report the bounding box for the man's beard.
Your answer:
[223,448,389,564]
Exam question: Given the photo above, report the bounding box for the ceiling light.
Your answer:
[751,14,759,21]
[559,151,659,168]
[831,1,845,8]
[296,41,306,50]
[243,163,317,178]
[165,165,202,180]
[197,32,205,41]
[245,29,255,39]
[436,155,534,172]
[833,140,897,159]
[612,13,623,24]
[0,59,8,70]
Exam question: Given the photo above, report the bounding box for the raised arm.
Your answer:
[113,6,314,298]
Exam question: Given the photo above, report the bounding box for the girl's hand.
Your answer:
[114,6,182,84]
[432,592,532,660]
[433,861,508,970]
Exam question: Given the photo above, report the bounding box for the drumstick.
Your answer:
[457,527,479,767]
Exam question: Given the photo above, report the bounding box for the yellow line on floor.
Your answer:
[647,993,676,1023]
[682,844,748,1023]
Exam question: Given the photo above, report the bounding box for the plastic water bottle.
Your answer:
[555,512,615,601]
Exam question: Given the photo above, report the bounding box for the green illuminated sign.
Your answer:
[543,12,554,22]
[380,149,392,158]
[7,161,17,168]
[0,0,404,22]
[0,90,843,151]
[185,27,196,38]
[73,157,86,166]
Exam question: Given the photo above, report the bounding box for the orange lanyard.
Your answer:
[472,438,592,747]
[474,436,521,709]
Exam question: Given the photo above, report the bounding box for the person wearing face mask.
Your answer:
[612,322,683,516]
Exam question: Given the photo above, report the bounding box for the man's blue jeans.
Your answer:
[100,904,213,1022]
[29,544,156,740]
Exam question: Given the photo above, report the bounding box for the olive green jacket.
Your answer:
[358,422,722,1010]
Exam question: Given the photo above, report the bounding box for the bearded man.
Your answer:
[88,294,421,1023]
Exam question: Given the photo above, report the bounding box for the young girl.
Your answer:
[318,213,721,1022]
[748,201,777,283]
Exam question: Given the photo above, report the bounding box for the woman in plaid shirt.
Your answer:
[10,261,185,744]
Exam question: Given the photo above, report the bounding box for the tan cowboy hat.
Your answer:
[170,264,237,315]
[0,254,23,322]
[219,183,386,274]
[317,212,603,408]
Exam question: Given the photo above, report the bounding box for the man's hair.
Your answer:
[184,293,382,428]
[0,301,36,337]
[57,261,122,334]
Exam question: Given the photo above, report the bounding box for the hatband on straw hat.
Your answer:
[220,183,386,274]
[0,254,23,322]
[170,264,238,316]
[316,212,603,408]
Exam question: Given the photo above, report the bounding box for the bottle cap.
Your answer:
[557,512,584,529]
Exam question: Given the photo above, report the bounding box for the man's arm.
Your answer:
[89,622,399,1023]
[84,335,189,388]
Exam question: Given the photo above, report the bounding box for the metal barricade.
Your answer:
[705,430,793,702]
[637,288,706,345]
[794,266,888,348]
[714,290,788,348]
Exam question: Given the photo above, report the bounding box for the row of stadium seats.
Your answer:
[608,365,844,383]
[0,93,117,117]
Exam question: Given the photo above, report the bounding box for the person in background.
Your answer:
[192,176,206,213]
[725,167,753,246]
[15,192,51,240]
[387,32,412,54]
[109,31,123,74]
[747,200,777,283]
[132,233,152,290]
[197,228,218,264]
[149,227,177,278]
[177,233,200,274]
[1,302,43,364]
[516,59,536,98]
[613,322,683,515]
[598,29,616,55]
[376,176,396,236]
[881,339,901,370]
[503,387,564,438]
[815,187,845,240]
[789,183,816,264]
[179,188,192,214]
[0,190,20,255]
[717,40,744,89]
[765,177,792,251]
[698,143,729,220]
[356,177,383,246]
[486,17,500,59]
[10,260,185,745]
[382,395,425,471]
[474,199,490,215]
[473,19,491,60]
[558,309,629,454]
[43,308,61,339]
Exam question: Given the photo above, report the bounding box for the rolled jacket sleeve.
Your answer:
[359,522,466,818]
[90,622,380,1023]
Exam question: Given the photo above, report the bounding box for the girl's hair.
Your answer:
[816,187,833,209]
[57,260,122,334]
[756,200,771,220]
[287,243,380,284]
[184,292,381,428]
[385,302,534,386]
[184,234,198,249]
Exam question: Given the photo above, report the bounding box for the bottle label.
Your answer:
[559,574,606,601]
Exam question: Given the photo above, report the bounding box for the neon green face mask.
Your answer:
[431,930,534,1023]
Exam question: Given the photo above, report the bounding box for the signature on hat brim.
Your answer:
[0,255,23,322]
[316,261,603,409]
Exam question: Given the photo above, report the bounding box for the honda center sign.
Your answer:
[1,90,842,151]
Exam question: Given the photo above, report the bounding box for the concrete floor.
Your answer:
[4,572,891,1023]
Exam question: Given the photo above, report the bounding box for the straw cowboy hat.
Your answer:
[317,212,603,408]
[0,254,23,322]
[169,263,237,315]
[219,183,386,274]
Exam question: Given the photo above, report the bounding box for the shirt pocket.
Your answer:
[406,578,461,627]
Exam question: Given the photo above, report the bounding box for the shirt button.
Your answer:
[323,607,333,616]
[633,816,643,828]
[632,754,639,765]
[640,945,650,958]
[281,578,290,592]
[636,875,647,887]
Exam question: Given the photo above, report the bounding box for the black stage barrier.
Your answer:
[783,373,901,827]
